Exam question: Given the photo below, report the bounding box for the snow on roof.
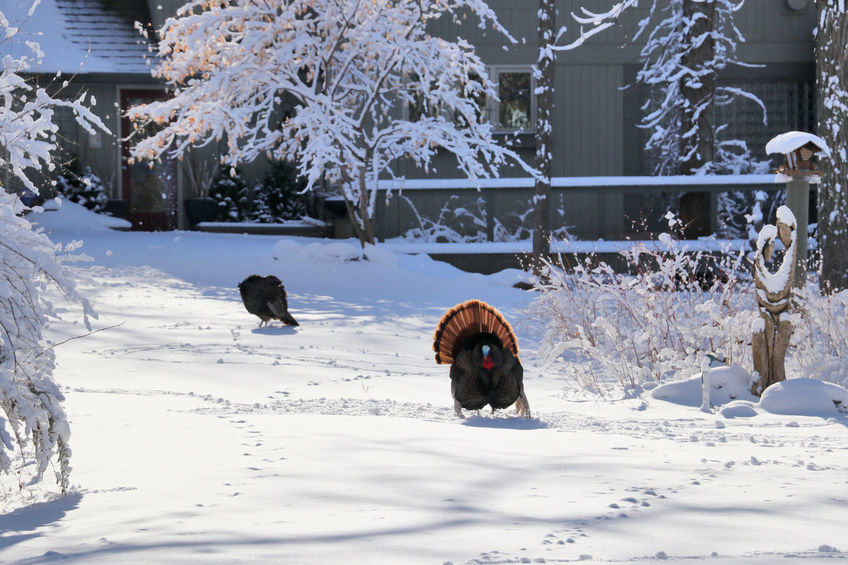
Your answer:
[765,131,831,158]
[0,0,156,75]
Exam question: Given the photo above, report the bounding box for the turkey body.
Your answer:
[238,275,299,327]
[433,300,530,418]
[450,333,524,412]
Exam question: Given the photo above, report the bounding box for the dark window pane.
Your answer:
[498,72,531,129]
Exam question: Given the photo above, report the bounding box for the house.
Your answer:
[1,0,818,235]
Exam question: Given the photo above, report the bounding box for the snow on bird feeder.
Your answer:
[765,131,831,183]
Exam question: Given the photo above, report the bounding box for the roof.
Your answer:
[765,131,832,158]
[0,0,156,75]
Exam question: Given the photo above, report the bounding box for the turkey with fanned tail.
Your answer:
[433,299,530,418]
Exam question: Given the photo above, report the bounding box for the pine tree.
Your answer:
[55,162,109,213]
[249,160,309,223]
[209,169,249,222]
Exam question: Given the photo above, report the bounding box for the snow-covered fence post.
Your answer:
[765,131,831,287]
[699,355,712,413]
[751,206,797,395]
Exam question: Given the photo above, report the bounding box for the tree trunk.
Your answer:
[678,0,716,237]
[532,0,555,270]
[679,0,715,173]
[339,166,376,250]
[816,3,848,293]
[357,164,376,248]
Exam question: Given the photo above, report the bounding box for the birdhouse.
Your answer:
[765,131,831,175]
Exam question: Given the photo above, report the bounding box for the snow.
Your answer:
[37,198,132,233]
[3,203,848,564]
[765,131,832,158]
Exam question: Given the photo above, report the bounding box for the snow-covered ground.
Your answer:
[2,201,847,564]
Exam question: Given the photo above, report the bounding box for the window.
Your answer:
[640,79,816,173]
[404,67,535,131]
[714,79,816,165]
[496,70,533,130]
[52,105,79,158]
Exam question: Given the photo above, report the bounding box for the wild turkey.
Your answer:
[433,299,530,418]
[238,275,299,327]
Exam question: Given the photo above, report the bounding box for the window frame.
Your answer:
[487,66,536,133]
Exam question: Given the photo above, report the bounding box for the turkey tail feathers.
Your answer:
[433,300,519,364]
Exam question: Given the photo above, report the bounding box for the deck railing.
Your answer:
[372,174,786,242]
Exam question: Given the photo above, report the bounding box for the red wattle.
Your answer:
[483,356,493,370]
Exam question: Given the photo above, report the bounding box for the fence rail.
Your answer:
[372,174,788,242]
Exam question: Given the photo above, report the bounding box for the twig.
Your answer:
[36,322,126,357]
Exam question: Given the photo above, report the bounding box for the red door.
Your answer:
[121,89,178,231]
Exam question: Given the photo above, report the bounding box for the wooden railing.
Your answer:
[371,174,785,241]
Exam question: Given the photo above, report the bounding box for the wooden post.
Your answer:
[784,176,810,287]
[485,190,495,242]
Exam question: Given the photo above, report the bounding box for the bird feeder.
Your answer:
[765,131,830,181]
[765,131,831,287]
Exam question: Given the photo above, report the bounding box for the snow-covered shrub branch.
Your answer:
[794,284,848,389]
[526,227,757,395]
[0,3,105,493]
[130,0,536,248]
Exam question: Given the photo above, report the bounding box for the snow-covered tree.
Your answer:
[129,0,536,248]
[634,0,767,175]
[0,3,106,493]
[816,2,848,293]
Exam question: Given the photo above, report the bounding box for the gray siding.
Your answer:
[424,0,817,181]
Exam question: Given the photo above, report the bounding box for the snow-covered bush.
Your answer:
[0,193,98,495]
[55,164,108,213]
[0,3,106,494]
[793,284,848,389]
[529,212,848,397]
[526,215,757,395]
[402,195,489,243]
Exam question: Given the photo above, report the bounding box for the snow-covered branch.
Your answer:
[552,0,638,52]
[0,3,105,494]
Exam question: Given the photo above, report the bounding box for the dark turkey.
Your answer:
[238,275,299,327]
[433,300,530,418]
